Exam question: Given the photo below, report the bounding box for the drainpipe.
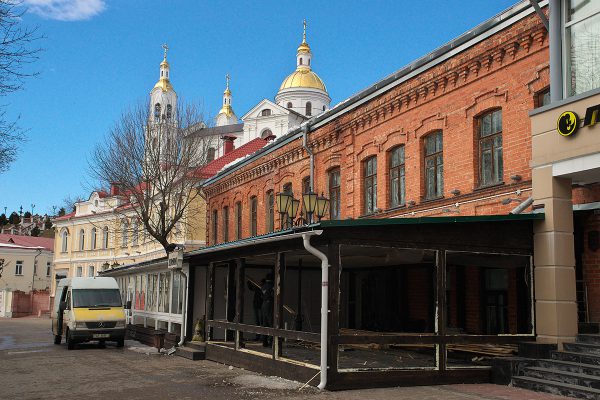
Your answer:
[510,196,534,214]
[177,268,188,347]
[549,0,563,102]
[302,122,314,192]
[302,232,328,390]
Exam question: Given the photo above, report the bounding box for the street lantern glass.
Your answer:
[315,193,330,221]
[290,198,300,220]
[302,190,318,220]
[275,192,292,216]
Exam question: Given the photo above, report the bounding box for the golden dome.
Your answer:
[297,42,311,54]
[223,87,231,96]
[279,68,327,92]
[160,59,169,68]
[153,78,173,92]
[219,104,234,117]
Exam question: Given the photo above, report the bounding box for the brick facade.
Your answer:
[203,12,549,245]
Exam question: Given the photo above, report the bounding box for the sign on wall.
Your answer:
[557,104,600,137]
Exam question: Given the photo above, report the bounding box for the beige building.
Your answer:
[530,0,600,345]
[0,234,54,292]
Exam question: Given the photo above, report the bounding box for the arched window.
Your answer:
[212,209,218,244]
[424,131,443,199]
[478,109,502,187]
[389,146,406,207]
[305,102,312,116]
[132,220,139,246]
[308,58,311,66]
[207,147,216,162]
[61,230,68,253]
[79,229,85,251]
[88,265,95,277]
[154,103,161,121]
[300,57,303,65]
[250,196,258,236]
[287,102,293,109]
[91,227,97,250]
[323,105,326,112]
[103,226,109,249]
[235,201,242,240]
[166,104,172,119]
[266,190,274,232]
[329,168,341,219]
[363,156,377,214]
[121,220,128,247]
[223,206,229,242]
[261,129,274,140]
[261,109,272,117]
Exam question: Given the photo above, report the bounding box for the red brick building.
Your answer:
[186,3,555,389]
[203,11,548,241]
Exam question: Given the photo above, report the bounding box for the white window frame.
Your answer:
[15,261,23,276]
[562,0,600,96]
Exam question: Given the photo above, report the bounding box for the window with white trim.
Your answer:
[15,261,23,276]
[565,1,600,96]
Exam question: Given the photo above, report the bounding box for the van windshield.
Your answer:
[72,289,122,308]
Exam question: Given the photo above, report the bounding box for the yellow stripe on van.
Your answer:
[72,307,126,321]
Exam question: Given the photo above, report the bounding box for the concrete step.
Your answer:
[578,334,600,345]
[175,346,205,361]
[524,367,600,389]
[537,358,600,377]
[185,341,206,351]
[512,376,600,400]
[564,342,600,355]
[579,323,600,335]
[552,350,600,367]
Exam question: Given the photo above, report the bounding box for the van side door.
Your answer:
[62,289,72,334]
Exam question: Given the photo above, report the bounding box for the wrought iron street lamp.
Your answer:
[315,192,330,221]
[276,192,293,229]
[290,198,300,223]
[302,190,318,224]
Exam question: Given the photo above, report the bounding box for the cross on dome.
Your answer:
[162,43,169,60]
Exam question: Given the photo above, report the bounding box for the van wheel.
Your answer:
[66,329,75,350]
[116,338,124,348]
[53,335,61,345]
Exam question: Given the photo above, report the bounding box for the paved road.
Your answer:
[0,317,572,400]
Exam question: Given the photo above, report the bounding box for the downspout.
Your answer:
[302,231,328,390]
[549,0,563,102]
[510,196,534,214]
[302,122,314,192]
[178,268,188,347]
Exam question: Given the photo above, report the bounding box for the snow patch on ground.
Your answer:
[229,374,303,390]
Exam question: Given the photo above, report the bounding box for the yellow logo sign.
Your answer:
[557,111,579,137]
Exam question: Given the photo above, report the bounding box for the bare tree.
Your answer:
[0,1,42,173]
[89,100,215,254]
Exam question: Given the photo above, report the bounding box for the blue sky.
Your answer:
[0,0,519,216]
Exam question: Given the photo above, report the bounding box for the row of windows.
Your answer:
[210,109,507,241]
[154,103,173,121]
[362,109,504,214]
[14,260,51,277]
[61,227,110,253]
[75,265,96,278]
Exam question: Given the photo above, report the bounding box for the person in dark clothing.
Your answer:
[247,278,264,340]
[261,273,274,347]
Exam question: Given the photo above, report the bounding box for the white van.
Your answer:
[52,277,131,350]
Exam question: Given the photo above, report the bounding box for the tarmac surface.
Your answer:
[0,317,574,400]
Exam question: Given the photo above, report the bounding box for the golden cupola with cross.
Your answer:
[150,44,177,124]
[216,74,238,127]
[276,20,330,117]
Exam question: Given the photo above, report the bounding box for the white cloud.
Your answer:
[23,0,106,21]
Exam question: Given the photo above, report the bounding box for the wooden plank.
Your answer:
[205,344,318,386]
[207,320,319,342]
[234,258,245,350]
[332,333,534,345]
[328,242,340,376]
[206,263,215,341]
[327,368,490,391]
[437,249,447,371]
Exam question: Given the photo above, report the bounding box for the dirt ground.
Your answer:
[0,317,572,400]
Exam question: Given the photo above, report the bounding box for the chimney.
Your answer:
[223,136,235,155]
[110,182,121,196]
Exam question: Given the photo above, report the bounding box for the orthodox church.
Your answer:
[210,20,331,159]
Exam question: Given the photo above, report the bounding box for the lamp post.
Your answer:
[102,262,110,271]
[289,198,300,225]
[275,192,292,230]
[302,190,318,224]
[315,193,330,221]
